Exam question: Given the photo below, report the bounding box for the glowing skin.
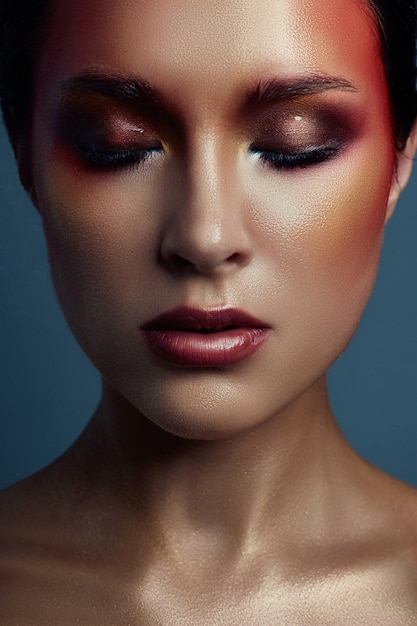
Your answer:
[2,1,417,623]
[30,0,397,440]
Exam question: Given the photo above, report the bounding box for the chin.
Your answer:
[149,406,262,443]
[144,409,257,441]
[121,376,274,441]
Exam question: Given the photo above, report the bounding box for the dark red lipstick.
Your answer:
[140,306,271,367]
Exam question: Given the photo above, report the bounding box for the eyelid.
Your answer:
[246,103,357,172]
[55,107,164,174]
[249,100,358,143]
[56,99,163,148]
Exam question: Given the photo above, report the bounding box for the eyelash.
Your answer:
[74,141,340,171]
[251,144,340,170]
[74,143,161,169]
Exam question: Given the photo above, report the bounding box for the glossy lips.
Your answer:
[140,307,271,367]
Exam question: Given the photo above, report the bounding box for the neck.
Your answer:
[73,377,357,565]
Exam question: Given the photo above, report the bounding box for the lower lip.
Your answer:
[141,327,271,367]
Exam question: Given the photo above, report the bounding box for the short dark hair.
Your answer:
[0,0,53,145]
[0,0,416,149]
[366,0,417,148]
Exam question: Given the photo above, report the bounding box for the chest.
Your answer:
[2,558,416,625]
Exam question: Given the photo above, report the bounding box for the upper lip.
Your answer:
[141,306,269,331]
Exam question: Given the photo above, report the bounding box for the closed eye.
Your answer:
[74,143,162,169]
[250,142,341,170]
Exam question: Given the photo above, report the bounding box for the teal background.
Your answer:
[0,121,416,490]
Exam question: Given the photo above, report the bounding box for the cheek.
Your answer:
[35,158,163,278]
[249,152,393,284]
[246,147,395,347]
[305,165,389,279]
[33,158,169,351]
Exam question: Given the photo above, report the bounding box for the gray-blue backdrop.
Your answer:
[1,121,416,490]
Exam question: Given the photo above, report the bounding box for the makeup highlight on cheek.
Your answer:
[306,96,396,273]
[247,118,394,292]
[300,159,394,284]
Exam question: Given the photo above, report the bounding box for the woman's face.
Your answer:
[30,0,398,438]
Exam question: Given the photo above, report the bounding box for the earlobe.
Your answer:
[385,123,417,223]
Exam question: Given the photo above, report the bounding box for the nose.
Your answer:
[159,136,252,275]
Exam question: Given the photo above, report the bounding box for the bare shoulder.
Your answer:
[349,467,417,568]
[0,468,123,624]
[375,472,417,546]
[334,472,417,623]
[0,462,73,539]
[0,467,74,573]
[0,473,64,623]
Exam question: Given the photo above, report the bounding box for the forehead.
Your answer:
[37,0,384,111]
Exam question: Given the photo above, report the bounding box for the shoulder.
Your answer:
[336,474,417,622]
[287,468,417,623]
[0,477,58,623]
[0,472,113,623]
[0,470,69,574]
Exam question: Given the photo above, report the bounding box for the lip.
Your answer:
[140,306,272,367]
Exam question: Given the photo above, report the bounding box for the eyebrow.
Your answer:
[58,70,358,112]
[245,74,358,107]
[59,72,162,107]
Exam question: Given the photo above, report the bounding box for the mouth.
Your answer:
[140,306,272,367]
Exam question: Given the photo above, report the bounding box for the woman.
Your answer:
[1,0,417,623]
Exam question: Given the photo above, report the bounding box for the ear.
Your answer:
[13,139,40,212]
[385,123,417,223]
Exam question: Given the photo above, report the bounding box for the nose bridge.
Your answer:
[161,131,251,273]
[187,132,230,240]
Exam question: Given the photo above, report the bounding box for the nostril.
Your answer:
[226,252,242,264]
[158,249,196,273]
[173,254,195,270]
[160,248,251,276]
